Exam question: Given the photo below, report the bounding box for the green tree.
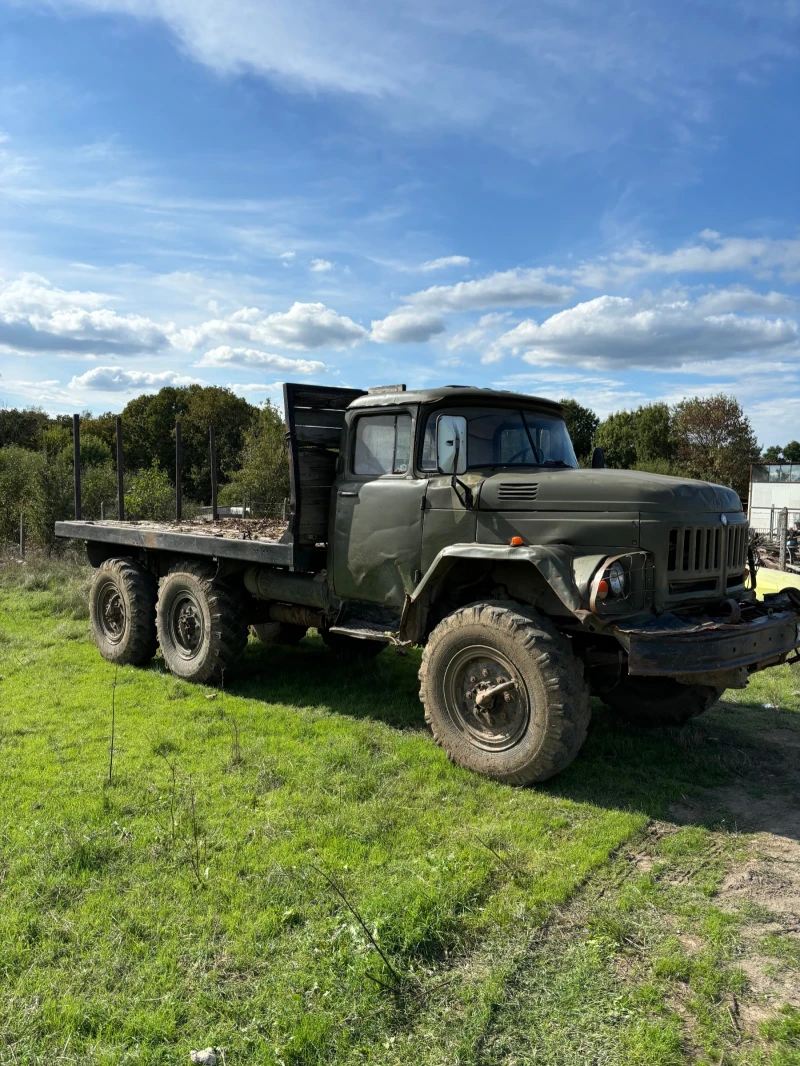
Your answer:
[220,401,288,514]
[594,410,638,468]
[632,403,674,464]
[125,461,175,521]
[559,399,599,463]
[0,446,72,550]
[783,441,800,462]
[0,407,52,449]
[594,403,676,469]
[119,385,257,502]
[672,394,760,498]
[761,445,784,463]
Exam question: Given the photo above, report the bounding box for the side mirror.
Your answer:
[437,414,468,475]
[591,447,605,469]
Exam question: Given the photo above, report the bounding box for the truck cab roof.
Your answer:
[347,385,565,416]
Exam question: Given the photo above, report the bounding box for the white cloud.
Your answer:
[370,306,446,344]
[0,272,170,357]
[419,255,471,272]
[446,311,514,351]
[492,291,799,369]
[173,301,368,351]
[279,251,295,260]
[408,268,574,312]
[197,346,326,374]
[575,234,800,288]
[69,367,202,391]
[309,258,333,272]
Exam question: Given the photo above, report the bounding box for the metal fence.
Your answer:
[748,506,800,539]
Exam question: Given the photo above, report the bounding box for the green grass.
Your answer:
[1,554,799,1064]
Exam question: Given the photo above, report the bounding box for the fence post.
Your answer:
[175,421,183,522]
[100,501,105,520]
[116,416,125,521]
[209,425,218,521]
[19,512,25,558]
[779,507,788,571]
[72,413,82,520]
[769,506,775,541]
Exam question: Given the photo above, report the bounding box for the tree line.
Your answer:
[561,393,761,500]
[0,386,287,549]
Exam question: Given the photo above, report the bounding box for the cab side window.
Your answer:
[353,414,412,476]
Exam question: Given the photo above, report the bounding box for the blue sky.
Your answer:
[0,0,798,445]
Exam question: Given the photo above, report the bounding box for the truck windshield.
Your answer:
[420,407,578,471]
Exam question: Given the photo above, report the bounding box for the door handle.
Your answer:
[338,490,359,497]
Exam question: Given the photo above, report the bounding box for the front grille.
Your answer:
[498,482,539,501]
[667,522,748,580]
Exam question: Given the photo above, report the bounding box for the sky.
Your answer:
[0,0,798,446]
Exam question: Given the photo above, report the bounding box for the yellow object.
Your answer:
[754,568,800,597]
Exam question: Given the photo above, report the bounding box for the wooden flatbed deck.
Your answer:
[55,518,295,567]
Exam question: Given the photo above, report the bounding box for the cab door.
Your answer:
[331,409,426,606]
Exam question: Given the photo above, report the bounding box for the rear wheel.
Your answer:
[157,561,248,684]
[419,602,591,785]
[251,622,307,647]
[89,557,158,665]
[599,674,724,726]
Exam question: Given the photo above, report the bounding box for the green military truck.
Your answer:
[56,384,800,784]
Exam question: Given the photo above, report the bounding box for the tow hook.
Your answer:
[719,598,742,624]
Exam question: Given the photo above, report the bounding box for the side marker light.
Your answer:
[596,579,609,599]
[510,536,524,547]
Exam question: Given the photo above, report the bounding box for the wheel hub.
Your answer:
[98,581,126,644]
[444,646,529,752]
[170,593,205,659]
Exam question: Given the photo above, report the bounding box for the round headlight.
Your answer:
[607,561,627,597]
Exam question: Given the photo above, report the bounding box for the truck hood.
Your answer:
[477,468,742,514]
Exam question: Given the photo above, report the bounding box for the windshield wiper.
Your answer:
[538,460,572,468]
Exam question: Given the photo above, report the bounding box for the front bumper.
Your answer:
[612,593,800,678]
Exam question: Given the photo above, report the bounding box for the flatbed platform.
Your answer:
[55,517,295,567]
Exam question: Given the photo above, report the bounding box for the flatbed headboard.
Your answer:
[283,383,365,552]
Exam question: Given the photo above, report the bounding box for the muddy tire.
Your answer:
[320,631,387,661]
[89,557,158,666]
[600,675,724,726]
[156,561,248,684]
[419,601,591,785]
[251,622,307,647]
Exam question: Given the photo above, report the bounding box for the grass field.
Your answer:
[1,553,798,1065]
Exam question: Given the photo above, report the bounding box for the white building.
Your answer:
[748,463,800,535]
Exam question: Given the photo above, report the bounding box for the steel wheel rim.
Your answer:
[169,591,205,660]
[97,579,126,645]
[443,644,530,752]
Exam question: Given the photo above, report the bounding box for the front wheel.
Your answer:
[599,674,724,726]
[419,602,591,785]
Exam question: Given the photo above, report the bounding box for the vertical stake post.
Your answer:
[175,421,183,522]
[116,416,125,521]
[72,413,82,520]
[100,501,105,520]
[779,507,789,571]
[209,425,218,521]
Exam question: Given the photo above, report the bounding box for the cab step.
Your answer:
[328,619,398,642]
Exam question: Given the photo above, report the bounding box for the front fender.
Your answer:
[401,543,591,642]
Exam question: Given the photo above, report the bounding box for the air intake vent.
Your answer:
[498,482,539,501]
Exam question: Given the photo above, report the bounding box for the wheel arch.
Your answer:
[401,544,590,644]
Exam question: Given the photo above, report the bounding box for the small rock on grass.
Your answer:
[190,1049,218,1065]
